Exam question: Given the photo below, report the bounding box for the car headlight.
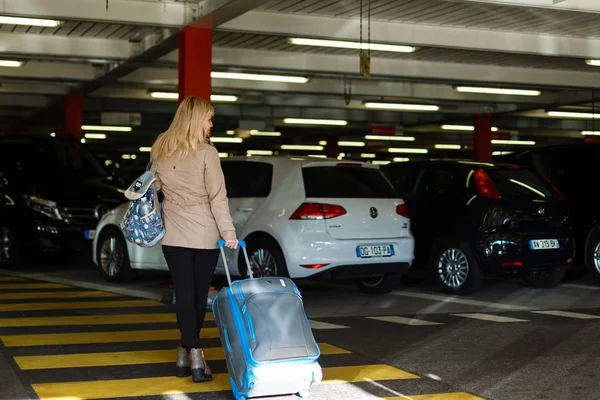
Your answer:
[23,195,64,221]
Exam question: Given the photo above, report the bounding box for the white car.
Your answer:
[92,156,415,294]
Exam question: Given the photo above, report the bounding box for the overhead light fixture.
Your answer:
[547,111,600,119]
[582,131,600,136]
[441,125,499,132]
[218,153,229,158]
[0,16,61,27]
[84,133,107,139]
[150,92,238,102]
[388,148,428,154]
[361,153,376,158]
[139,147,152,152]
[82,125,132,132]
[491,140,535,145]
[365,135,415,142]
[319,140,327,146]
[0,60,22,68]
[284,118,347,126]
[364,102,439,111]
[212,71,308,84]
[454,86,541,96]
[585,60,600,66]
[435,144,461,150]
[338,141,365,147]
[288,38,415,53]
[393,157,410,162]
[49,132,56,137]
[121,154,137,160]
[247,150,274,156]
[371,160,390,165]
[80,139,86,144]
[210,137,243,143]
[226,130,235,135]
[281,144,324,151]
[308,154,327,158]
[250,130,281,137]
[492,151,513,156]
[211,94,238,102]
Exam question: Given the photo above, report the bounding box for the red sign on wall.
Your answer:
[492,131,511,140]
[370,125,396,136]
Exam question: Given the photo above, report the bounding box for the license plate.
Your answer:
[85,229,95,240]
[357,244,394,258]
[529,239,559,250]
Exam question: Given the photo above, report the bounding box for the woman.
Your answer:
[150,96,238,383]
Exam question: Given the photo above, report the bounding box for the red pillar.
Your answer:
[326,135,339,158]
[64,91,83,140]
[178,27,212,104]
[473,114,492,162]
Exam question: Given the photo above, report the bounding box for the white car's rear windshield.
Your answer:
[302,166,398,198]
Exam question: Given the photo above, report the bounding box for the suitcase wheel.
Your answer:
[297,389,310,398]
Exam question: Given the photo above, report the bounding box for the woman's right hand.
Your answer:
[224,239,239,249]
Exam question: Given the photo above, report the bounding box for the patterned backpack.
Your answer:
[120,161,165,248]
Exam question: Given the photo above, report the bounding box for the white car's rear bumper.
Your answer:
[284,234,415,279]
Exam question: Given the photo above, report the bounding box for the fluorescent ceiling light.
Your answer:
[441,125,499,132]
[150,92,238,102]
[121,154,137,160]
[211,94,238,102]
[547,111,600,119]
[491,139,535,145]
[212,71,308,84]
[49,132,56,137]
[284,118,347,126]
[0,16,61,27]
[308,154,327,158]
[435,144,461,150]
[288,38,415,53]
[338,141,365,147]
[281,144,324,151]
[218,153,229,158]
[250,130,281,137]
[226,130,235,135]
[365,135,415,141]
[84,133,107,139]
[372,160,390,165]
[393,157,410,162]
[492,151,513,156]
[0,60,22,68]
[80,139,86,144]
[388,148,428,154]
[82,125,132,132]
[210,137,243,143]
[586,60,600,67]
[455,86,541,96]
[247,150,274,156]
[319,140,327,145]
[361,153,376,158]
[582,131,600,136]
[364,102,439,111]
[139,147,151,152]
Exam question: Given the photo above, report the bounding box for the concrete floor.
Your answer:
[2,261,600,400]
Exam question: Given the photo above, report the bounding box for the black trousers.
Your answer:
[162,245,220,349]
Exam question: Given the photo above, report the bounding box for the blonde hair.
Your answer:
[150,96,214,161]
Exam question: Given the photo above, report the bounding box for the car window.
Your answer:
[485,168,560,200]
[381,163,422,195]
[417,166,461,196]
[221,161,272,198]
[302,166,398,198]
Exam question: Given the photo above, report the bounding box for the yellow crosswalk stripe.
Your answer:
[0,300,162,312]
[385,394,484,400]
[0,290,120,300]
[0,328,220,347]
[15,342,351,370]
[0,312,213,327]
[32,364,417,400]
[0,276,25,281]
[0,283,69,290]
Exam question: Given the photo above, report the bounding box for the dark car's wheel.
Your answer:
[522,268,565,288]
[431,238,483,295]
[585,225,600,284]
[243,236,289,279]
[0,225,22,269]
[357,273,402,294]
[97,228,136,282]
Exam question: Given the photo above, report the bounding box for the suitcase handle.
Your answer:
[217,239,253,286]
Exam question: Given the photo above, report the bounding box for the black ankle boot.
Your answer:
[176,346,191,378]
[189,348,212,382]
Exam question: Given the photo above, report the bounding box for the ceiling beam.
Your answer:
[0,61,97,81]
[221,10,600,60]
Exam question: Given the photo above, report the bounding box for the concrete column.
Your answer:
[178,27,212,103]
[473,114,492,162]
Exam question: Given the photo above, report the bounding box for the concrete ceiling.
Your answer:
[2,0,600,161]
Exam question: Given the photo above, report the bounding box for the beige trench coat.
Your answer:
[151,144,236,249]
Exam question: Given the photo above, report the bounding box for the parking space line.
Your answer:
[366,316,443,326]
[452,313,529,323]
[392,291,530,311]
[561,283,600,291]
[14,342,350,370]
[0,328,220,347]
[0,300,162,312]
[0,291,120,300]
[0,283,70,290]
[384,393,484,400]
[0,277,25,282]
[0,313,197,327]
[309,319,350,329]
[531,310,600,319]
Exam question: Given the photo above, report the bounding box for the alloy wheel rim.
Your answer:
[99,237,124,277]
[438,248,469,288]
[594,242,600,274]
[249,248,278,277]
[0,226,12,265]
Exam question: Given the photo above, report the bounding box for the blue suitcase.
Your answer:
[212,239,322,400]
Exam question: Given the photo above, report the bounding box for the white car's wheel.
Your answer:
[244,236,289,278]
[97,227,135,282]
